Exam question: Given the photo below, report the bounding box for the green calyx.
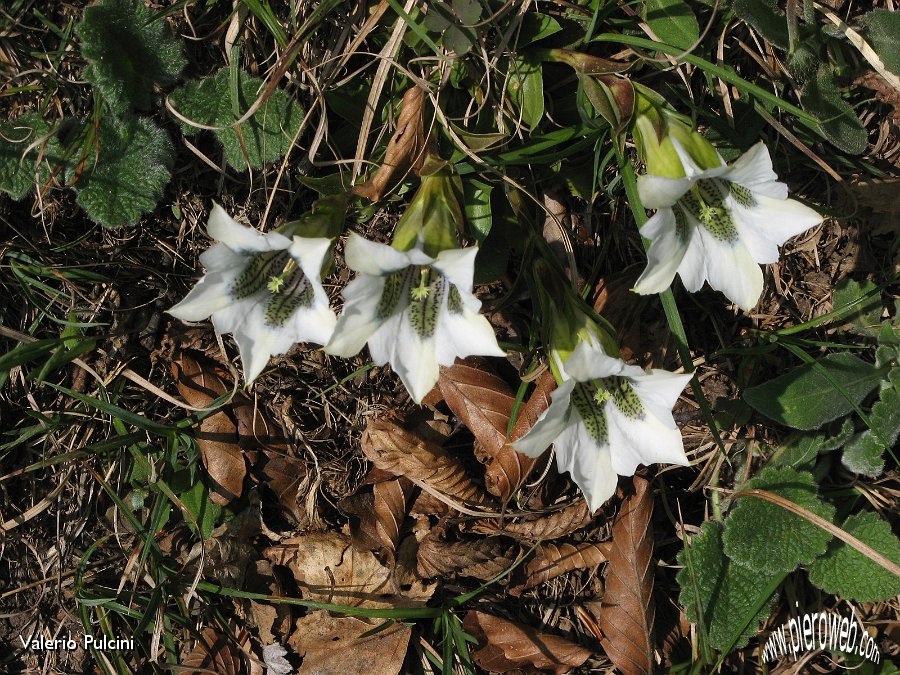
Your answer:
[280,193,350,240]
[391,157,465,257]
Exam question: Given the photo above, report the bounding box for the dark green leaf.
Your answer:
[808,511,900,602]
[180,479,221,538]
[643,0,699,50]
[801,67,868,155]
[723,467,835,574]
[743,352,885,430]
[833,278,883,336]
[732,0,789,49]
[769,418,854,468]
[77,0,185,114]
[859,9,900,75]
[678,522,779,651]
[0,115,64,200]
[72,116,174,227]
[507,56,544,129]
[169,68,305,169]
[515,13,563,48]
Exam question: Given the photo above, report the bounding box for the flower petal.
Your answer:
[199,242,246,272]
[325,274,389,357]
[637,174,695,209]
[512,379,576,458]
[606,404,689,476]
[729,194,823,264]
[435,305,505,365]
[168,269,239,321]
[562,340,625,382]
[722,142,787,198]
[289,236,332,278]
[557,422,617,512]
[630,370,692,423]
[207,203,291,252]
[633,208,691,295]
[432,246,477,291]
[698,229,764,310]
[228,300,272,384]
[392,311,440,404]
[675,213,709,293]
[344,233,431,275]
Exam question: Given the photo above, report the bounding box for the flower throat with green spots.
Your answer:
[231,250,315,327]
[376,265,465,338]
[570,377,645,444]
[676,178,754,243]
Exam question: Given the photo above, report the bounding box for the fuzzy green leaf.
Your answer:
[72,117,174,227]
[841,431,885,477]
[732,0,789,49]
[808,512,900,602]
[169,68,305,169]
[859,9,900,75]
[870,386,900,449]
[723,467,835,574]
[770,418,854,469]
[77,0,185,114]
[643,0,699,50]
[678,522,779,652]
[801,67,867,155]
[833,278,883,336]
[180,479,222,539]
[0,115,64,200]
[743,352,885,431]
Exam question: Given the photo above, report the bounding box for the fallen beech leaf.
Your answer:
[264,531,434,609]
[231,393,290,450]
[462,611,592,674]
[354,86,426,202]
[438,359,527,500]
[416,533,518,580]
[467,499,593,541]
[172,351,245,504]
[290,610,411,675]
[257,452,308,527]
[518,541,610,591]
[597,476,656,675]
[339,477,415,566]
[181,626,244,674]
[361,418,488,505]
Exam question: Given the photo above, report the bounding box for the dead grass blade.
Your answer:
[172,352,246,504]
[462,610,593,674]
[353,86,427,202]
[416,533,519,581]
[360,418,488,505]
[597,476,656,675]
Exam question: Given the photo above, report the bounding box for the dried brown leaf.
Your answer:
[264,531,434,609]
[597,476,656,675]
[353,87,426,202]
[416,534,518,580]
[339,476,415,566]
[258,453,308,526]
[467,499,593,541]
[181,626,244,675]
[290,610,411,675]
[520,541,611,591]
[231,393,290,450]
[172,351,245,504]
[462,611,592,674]
[361,418,487,505]
[438,359,529,500]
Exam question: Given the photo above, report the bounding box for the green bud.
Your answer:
[281,192,350,239]
[392,157,465,256]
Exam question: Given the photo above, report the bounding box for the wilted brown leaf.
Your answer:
[181,626,244,674]
[231,393,290,450]
[597,476,656,675]
[438,359,529,500]
[264,531,434,609]
[339,476,415,566]
[290,611,411,675]
[518,541,610,592]
[354,86,427,202]
[467,499,593,541]
[462,611,592,674]
[416,533,518,580]
[172,351,245,504]
[257,452,308,527]
[361,418,487,505]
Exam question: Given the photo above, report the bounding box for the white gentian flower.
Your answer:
[514,340,692,512]
[633,141,823,310]
[325,233,504,404]
[168,204,337,384]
